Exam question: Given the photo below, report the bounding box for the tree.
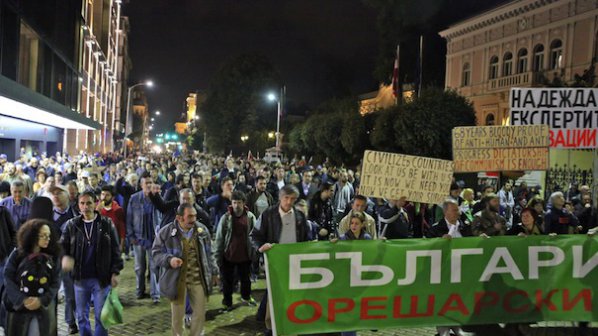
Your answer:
[201,54,280,154]
[369,108,400,152]
[393,88,476,159]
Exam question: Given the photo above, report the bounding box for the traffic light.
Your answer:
[165,133,171,140]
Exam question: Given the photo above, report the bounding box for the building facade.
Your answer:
[440,0,597,193]
[0,0,127,160]
[440,0,598,126]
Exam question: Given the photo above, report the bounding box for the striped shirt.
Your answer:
[0,196,31,230]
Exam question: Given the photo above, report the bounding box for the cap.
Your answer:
[81,170,90,178]
[0,154,7,160]
[49,184,68,194]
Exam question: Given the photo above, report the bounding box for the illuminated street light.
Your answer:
[241,135,249,142]
[125,79,154,157]
[155,110,161,116]
[268,131,275,139]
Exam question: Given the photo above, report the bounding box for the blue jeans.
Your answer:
[62,271,77,327]
[133,245,159,299]
[74,278,110,336]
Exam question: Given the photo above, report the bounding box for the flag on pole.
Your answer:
[247,150,254,162]
[391,44,400,97]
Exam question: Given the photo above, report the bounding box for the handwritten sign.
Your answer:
[360,150,453,204]
[452,125,550,172]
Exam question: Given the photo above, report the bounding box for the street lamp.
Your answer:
[124,79,153,158]
[266,86,285,150]
[155,110,161,116]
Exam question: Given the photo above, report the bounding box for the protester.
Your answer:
[97,185,126,257]
[214,191,257,310]
[308,181,335,240]
[250,185,310,336]
[127,173,161,303]
[3,218,61,336]
[338,195,377,239]
[152,203,219,336]
[545,191,581,234]
[0,180,32,230]
[379,197,412,239]
[246,175,274,218]
[61,191,123,336]
[472,193,507,237]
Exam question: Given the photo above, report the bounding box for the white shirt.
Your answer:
[445,218,462,238]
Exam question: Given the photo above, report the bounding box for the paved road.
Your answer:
[3,256,597,335]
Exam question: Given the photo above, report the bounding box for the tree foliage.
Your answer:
[394,89,476,159]
[201,54,280,154]
[287,88,476,163]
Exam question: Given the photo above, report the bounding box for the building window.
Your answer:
[486,114,495,126]
[517,48,528,73]
[503,52,513,76]
[533,44,544,72]
[550,39,563,70]
[462,62,471,86]
[489,56,499,80]
[17,22,41,91]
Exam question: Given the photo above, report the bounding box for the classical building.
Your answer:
[440,0,598,126]
[130,87,149,151]
[440,0,597,193]
[115,15,131,151]
[0,0,126,160]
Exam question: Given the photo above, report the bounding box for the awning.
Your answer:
[0,75,100,130]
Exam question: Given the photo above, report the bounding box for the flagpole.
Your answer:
[418,35,423,98]
[392,44,401,103]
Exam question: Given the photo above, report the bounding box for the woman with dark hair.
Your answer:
[508,207,543,236]
[3,218,61,336]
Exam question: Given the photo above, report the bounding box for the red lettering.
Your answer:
[393,295,435,318]
[563,289,593,312]
[551,129,598,148]
[328,298,355,322]
[474,291,499,315]
[503,290,530,313]
[360,297,388,320]
[438,293,470,316]
[535,289,559,311]
[287,300,322,324]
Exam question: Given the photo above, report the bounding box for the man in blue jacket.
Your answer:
[127,172,162,302]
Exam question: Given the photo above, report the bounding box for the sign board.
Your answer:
[359,150,453,204]
[452,125,550,172]
[265,236,598,335]
[509,88,598,148]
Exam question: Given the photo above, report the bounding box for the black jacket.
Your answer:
[250,205,310,250]
[428,219,472,238]
[0,206,15,261]
[60,212,123,288]
[148,192,212,232]
[246,190,274,216]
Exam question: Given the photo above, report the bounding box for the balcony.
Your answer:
[488,72,532,91]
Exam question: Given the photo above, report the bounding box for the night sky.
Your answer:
[124,0,380,132]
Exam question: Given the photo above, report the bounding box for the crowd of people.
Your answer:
[0,150,595,336]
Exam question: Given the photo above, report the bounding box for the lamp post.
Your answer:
[124,80,153,158]
[267,85,285,151]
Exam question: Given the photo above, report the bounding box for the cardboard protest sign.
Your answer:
[510,88,598,148]
[360,150,453,204]
[452,125,550,172]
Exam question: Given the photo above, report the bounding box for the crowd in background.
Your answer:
[0,149,595,336]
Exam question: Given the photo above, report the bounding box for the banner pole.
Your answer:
[264,253,278,336]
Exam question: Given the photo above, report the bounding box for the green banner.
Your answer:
[265,235,598,335]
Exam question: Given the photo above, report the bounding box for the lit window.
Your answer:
[489,56,499,80]
[550,40,563,70]
[462,62,471,86]
[503,52,513,76]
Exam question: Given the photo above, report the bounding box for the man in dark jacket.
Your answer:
[60,191,123,336]
[250,185,310,335]
[428,199,472,238]
[379,198,412,239]
[308,182,334,240]
[246,176,274,218]
[295,170,318,204]
[545,191,581,234]
[149,187,211,232]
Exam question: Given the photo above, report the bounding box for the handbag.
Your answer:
[100,288,123,328]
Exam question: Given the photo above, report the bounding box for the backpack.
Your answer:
[16,253,54,297]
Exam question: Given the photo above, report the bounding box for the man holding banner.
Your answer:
[250,184,311,336]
